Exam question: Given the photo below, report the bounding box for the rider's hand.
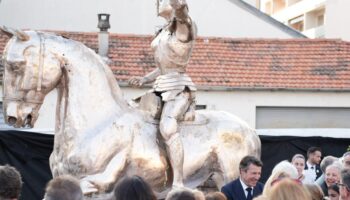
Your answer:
[170,0,187,9]
[128,77,145,87]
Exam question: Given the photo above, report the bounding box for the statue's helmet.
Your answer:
[157,0,172,18]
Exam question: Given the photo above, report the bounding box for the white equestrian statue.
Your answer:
[1,27,261,197]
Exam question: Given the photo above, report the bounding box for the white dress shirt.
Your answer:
[303,161,317,184]
[239,178,253,198]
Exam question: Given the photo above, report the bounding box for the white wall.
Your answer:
[122,87,350,130]
[0,0,296,38]
[325,0,350,41]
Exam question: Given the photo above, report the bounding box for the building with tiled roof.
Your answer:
[2,31,346,90]
[1,31,350,137]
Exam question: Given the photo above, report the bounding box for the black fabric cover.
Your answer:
[260,135,350,183]
[0,131,349,200]
[0,130,53,200]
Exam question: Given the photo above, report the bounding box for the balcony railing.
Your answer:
[302,25,325,38]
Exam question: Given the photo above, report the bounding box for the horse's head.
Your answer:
[1,27,63,128]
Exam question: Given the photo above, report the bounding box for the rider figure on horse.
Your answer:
[129,0,196,189]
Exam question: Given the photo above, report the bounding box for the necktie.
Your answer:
[311,166,314,170]
[246,187,253,200]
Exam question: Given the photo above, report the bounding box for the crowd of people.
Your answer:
[219,147,350,200]
[1,147,350,200]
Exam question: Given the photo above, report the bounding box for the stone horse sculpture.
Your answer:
[1,28,261,197]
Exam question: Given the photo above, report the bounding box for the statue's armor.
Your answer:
[151,28,196,102]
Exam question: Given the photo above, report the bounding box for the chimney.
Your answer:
[97,13,111,57]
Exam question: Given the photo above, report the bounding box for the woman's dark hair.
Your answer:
[239,156,263,172]
[0,165,22,199]
[328,183,339,194]
[166,188,196,200]
[114,175,157,200]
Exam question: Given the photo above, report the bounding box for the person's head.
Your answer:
[239,155,263,187]
[304,184,324,200]
[307,147,322,165]
[263,161,298,197]
[342,152,350,169]
[114,175,156,200]
[340,168,350,200]
[252,195,268,200]
[157,0,172,19]
[0,165,22,200]
[205,192,227,200]
[271,160,298,180]
[292,154,306,177]
[269,178,310,200]
[325,163,342,187]
[320,155,338,173]
[328,184,340,200]
[166,188,205,200]
[157,0,189,20]
[44,175,83,200]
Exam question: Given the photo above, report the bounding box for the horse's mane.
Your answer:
[38,31,128,109]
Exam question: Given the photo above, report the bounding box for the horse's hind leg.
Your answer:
[216,135,248,185]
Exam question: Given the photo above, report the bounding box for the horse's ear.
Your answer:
[0,26,14,37]
[0,26,29,41]
[15,29,30,41]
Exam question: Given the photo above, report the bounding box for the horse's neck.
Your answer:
[57,42,128,135]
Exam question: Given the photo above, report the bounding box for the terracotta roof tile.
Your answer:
[1,31,350,90]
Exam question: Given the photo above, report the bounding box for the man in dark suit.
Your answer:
[221,156,264,200]
[303,146,322,184]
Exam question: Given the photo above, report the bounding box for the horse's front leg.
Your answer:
[80,148,129,194]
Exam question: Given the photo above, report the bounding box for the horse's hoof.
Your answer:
[80,180,99,195]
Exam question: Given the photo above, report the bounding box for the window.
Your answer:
[272,0,286,14]
[317,14,324,26]
[289,15,304,31]
[196,105,207,110]
[265,1,272,15]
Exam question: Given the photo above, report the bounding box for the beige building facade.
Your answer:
[259,0,350,41]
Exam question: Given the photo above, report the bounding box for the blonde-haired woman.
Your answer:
[263,160,299,197]
[304,183,324,200]
[269,178,311,200]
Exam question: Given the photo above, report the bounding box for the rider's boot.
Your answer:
[166,133,184,188]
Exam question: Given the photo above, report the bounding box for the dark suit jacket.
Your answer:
[221,178,264,200]
[320,181,328,197]
[304,164,323,180]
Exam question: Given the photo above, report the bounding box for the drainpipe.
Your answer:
[97,13,111,57]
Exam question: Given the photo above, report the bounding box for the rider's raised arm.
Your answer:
[169,0,194,43]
